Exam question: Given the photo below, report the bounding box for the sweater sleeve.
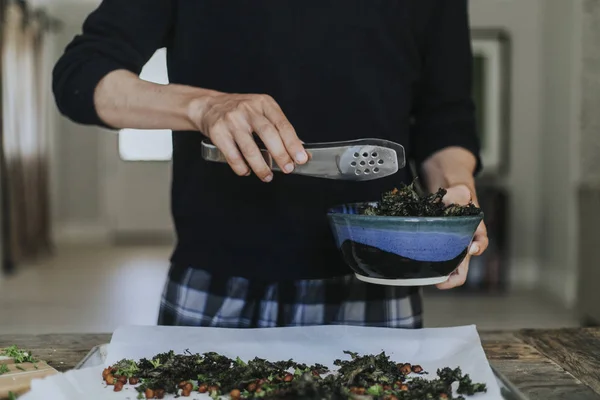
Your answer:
[52,0,174,128]
[410,0,482,174]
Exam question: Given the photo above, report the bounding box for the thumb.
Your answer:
[442,185,472,206]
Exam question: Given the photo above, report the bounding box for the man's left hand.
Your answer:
[436,184,489,290]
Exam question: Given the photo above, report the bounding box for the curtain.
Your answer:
[1,1,55,269]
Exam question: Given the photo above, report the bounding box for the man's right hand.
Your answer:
[91,70,306,182]
[190,93,308,182]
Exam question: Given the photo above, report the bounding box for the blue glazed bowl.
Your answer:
[326,203,484,286]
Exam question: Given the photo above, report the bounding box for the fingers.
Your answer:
[469,222,489,256]
[442,184,472,206]
[233,128,273,182]
[203,94,305,182]
[436,255,470,290]
[444,184,488,256]
[209,123,250,177]
[434,184,488,290]
[217,104,274,181]
[435,220,487,290]
[209,109,273,181]
[436,215,488,290]
[261,96,308,165]
[249,113,295,174]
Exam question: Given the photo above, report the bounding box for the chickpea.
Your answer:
[411,364,424,374]
[198,384,208,393]
[350,387,366,395]
[284,373,294,382]
[230,389,241,399]
[155,389,165,399]
[105,374,115,385]
[117,375,128,385]
[247,383,257,392]
[113,382,124,392]
[144,388,155,399]
[398,363,412,375]
[129,377,140,385]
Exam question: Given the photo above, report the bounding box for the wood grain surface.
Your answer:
[517,328,600,398]
[481,331,600,399]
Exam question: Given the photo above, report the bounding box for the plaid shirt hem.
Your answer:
[158,265,422,329]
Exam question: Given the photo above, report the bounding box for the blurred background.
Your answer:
[0,0,598,334]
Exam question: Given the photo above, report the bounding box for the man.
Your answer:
[52,0,488,329]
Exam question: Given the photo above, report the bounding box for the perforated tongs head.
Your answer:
[201,138,406,181]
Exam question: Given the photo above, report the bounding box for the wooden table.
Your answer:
[1,328,599,399]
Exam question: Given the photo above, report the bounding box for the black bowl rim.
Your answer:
[326,202,484,222]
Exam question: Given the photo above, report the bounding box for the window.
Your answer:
[118,48,173,161]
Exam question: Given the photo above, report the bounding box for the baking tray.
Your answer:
[76,345,528,400]
[74,344,108,371]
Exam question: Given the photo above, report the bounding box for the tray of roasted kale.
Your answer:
[76,345,528,400]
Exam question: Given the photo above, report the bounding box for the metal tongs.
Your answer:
[201,138,406,181]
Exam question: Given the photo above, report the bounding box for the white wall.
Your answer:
[580,0,600,184]
[538,0,582,309]
[51,12,112,241]
[469,0,543,289]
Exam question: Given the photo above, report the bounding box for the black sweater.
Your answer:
[52,0,480,281]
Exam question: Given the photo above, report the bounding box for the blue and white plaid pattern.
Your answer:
[158,265,422,329]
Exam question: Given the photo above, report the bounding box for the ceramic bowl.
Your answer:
[326,203,484,286]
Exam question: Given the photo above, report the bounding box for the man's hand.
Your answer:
[191,93,308,182]
[436,184,489,289]
[92,71,306,182]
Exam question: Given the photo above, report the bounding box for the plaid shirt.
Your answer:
[158,265,422,329]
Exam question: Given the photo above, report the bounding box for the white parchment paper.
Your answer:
[21,325,501,399]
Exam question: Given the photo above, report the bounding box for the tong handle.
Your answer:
[201,142,281,170]
[201,140,340,177]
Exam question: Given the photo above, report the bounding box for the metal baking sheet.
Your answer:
[491,366,530,400]
[75,344,529,400]
[74,344,108,370]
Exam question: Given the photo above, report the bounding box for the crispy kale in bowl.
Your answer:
[361,183,481,218]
